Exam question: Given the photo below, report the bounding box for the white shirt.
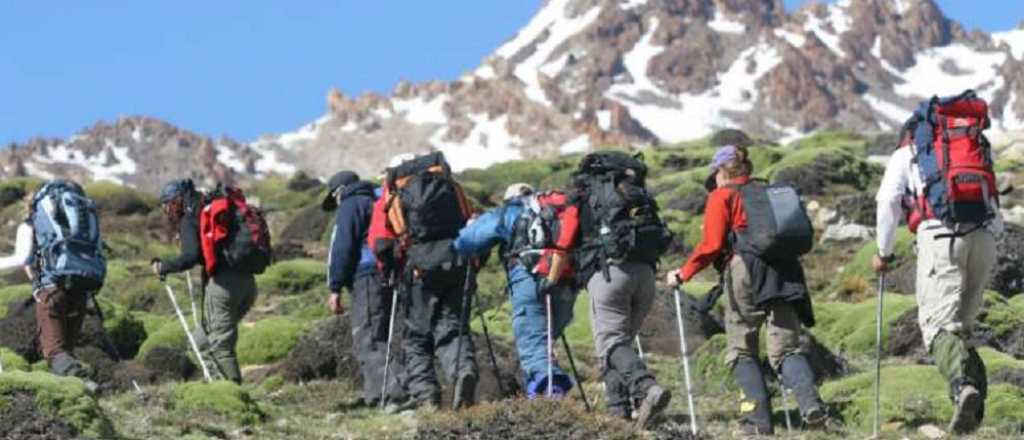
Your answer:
[0,223,34,273]
[875,145,1004,256]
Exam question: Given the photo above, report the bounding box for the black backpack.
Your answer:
[385,152,471,244]
[571,151,673,282]
[728,181,814,261]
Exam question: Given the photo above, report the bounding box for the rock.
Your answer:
[815,207,839,229]
[279,204,332,243]
[820,222,874,243]
[991,223,1024,296]
[887,307,927,360]
[991,368,1024,388]
[0,371,117,438]
[802,333,852,382]
[277,315,361,383]
[709,129,754,148]
[286,171,322,192]
[918,424,947,439]
[0,391,86,440]
[1003,206,1024,226]
[641,289,725,359]
[834,193,876,226]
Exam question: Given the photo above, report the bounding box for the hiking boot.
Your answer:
[634,384,671,429]
[733,358,774,434]
[732,420,774,437]
[452,374,477,410]
[949,384,983,435]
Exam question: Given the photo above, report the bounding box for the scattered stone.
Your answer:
[918,424,946,439]
[821,222,874,243]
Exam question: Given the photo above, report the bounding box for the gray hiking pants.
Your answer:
[195,271,257,383]
[351,273,404,404]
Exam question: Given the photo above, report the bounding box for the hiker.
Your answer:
[571,151,673,428]
[0,194,34,276]
[368,152,478,410]
[323,170,405,407]
[453,183,580,399]
[666,145,832,435]
[873,91,1002,435]
[16,181,106,388]
[151,179,270,384]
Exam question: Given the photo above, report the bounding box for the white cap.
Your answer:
[503,183,535,201]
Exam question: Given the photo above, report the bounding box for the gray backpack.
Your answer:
[728,182,814,261]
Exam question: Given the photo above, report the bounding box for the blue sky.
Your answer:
[1,1,1021,145]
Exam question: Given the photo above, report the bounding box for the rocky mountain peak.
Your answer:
[5,0,1023,191]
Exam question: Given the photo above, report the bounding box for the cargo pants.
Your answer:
[350,272,405,404]
[194,271,257,383]
[34,286,90,375]
[723,255,802,370]
[916,222,996,401]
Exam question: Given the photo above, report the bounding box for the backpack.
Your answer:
[901,90,998,234]
[571,151,673,281]
[30,180,107,291]
[384,152,472,245]
[199,185,272,275]
[727,181,814,262]
[504,191,570,271]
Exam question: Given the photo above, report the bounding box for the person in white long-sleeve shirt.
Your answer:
[0,221,33,274]
[873,142,1003,435]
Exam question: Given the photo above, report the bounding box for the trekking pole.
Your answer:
[379,284,400,410]
[451,262,475,410]
[545,292,554,399]
[560,334,591,412]
[673,288,699,436]
[781,385,793,433]
[165,284,213,382]
[635,336,646,362]
[873,274,886,439]
[185,271,200,329]
[477,300,505,398]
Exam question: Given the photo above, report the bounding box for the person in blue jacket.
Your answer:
[323,170,404,407]
[454,183,580,399]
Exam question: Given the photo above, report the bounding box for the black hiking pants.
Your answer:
[401,265,478,403]
[351,273,405,404]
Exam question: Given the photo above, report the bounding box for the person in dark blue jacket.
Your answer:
[323,170,404,407]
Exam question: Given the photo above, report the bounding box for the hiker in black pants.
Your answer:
[323,170,405,407]
[368,152,478,411]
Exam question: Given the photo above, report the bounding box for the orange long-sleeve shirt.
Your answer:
[679,176,750,281]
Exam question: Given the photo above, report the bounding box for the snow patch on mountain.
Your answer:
[393,94,449,125]
[34,142,138,185]
[802,1,852,57]
[596,110,612,131]
[709,10,746,34]
[500,0,602,105]
[560,134,591,154]
[895,44,1006,99]
[429,114,523,171]
[863,94,911,127]
[216,144,248,174]
[1002,91,1024,131]
[993,28,1024,60]
[620,0,647,11]
[775,28,806,48]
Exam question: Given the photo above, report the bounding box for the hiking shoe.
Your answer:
[732,420,774,437]
[803,406,829,427]
[452,374,477,410]
[634,385,671,429]
[949,384,983,435]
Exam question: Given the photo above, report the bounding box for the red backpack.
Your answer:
[903,90,999,234]
[199,185,273,275]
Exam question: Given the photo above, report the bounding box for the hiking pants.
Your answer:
[507,263,575,395]
[350,272,404,404]
[916,222,995,399]
[402,266,478,402]
[34,286,89,365]
[723,255,802,370]
[587,262,658,412]
[195,271,257,383]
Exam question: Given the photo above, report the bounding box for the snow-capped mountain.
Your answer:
[5,0,1024,190]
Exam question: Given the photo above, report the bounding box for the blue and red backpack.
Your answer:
[901,90,999,236]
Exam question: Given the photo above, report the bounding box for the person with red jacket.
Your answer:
[453,183,580,399]
[666,145,831,435]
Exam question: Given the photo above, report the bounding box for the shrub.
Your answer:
[256,259,325,296]
[0,371,116,438]
[236,317,306,366]
[810,296,916,358]
[84,180,156,216]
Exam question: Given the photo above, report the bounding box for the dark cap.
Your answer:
[160,179,194,204]
[322,171,360,211]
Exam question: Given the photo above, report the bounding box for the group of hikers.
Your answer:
[0,90,1006,436]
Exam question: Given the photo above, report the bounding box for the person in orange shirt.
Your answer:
[666,145,832,435]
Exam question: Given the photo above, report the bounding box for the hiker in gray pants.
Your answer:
[152,179,257,384]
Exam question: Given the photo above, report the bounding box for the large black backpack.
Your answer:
[385,152,471,245]
[728,181,814,261]
[571,151,672,282]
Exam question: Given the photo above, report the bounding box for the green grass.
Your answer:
[0,284,32,316]
[256,259,325,296]
[828,228,915,299]
[810,295,916,358]
[237,317,306,366]
[0,370,116,438]
[173,381,264,425]
[138,320,187,360]
[0,347,30,372]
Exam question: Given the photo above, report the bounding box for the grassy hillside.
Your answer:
[0,129,1021,439]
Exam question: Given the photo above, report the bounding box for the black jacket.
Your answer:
[739,253,815,327]
[160,194,203,276]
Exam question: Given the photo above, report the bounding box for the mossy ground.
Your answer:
[0,130,1020,439]
[0,371,116,439]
